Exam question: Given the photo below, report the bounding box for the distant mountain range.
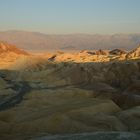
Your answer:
[0,31,140,51]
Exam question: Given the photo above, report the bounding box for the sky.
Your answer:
[0,0,140,34]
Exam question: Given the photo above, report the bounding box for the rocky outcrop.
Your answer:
[109,49,126,55]
[126,45,140,59]
[0,42,29,55]
[0,42,29,69]
[96,49,108,55]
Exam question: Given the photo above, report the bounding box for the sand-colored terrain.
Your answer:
[0,42,140,139]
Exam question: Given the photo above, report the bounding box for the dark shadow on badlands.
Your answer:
[0,59,140,140]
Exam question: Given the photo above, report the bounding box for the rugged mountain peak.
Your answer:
[0,41,29,55]
[109,49,126,55]
[96,49,108,55]
[126,44,140,59]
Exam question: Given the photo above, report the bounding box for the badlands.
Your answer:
[0,42,140,139]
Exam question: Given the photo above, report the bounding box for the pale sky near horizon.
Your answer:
[0,0,140,34]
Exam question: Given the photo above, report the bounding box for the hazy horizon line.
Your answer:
[0,29,140,36]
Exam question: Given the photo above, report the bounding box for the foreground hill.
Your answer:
[0,43,140,139]
[0,31,140,51]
